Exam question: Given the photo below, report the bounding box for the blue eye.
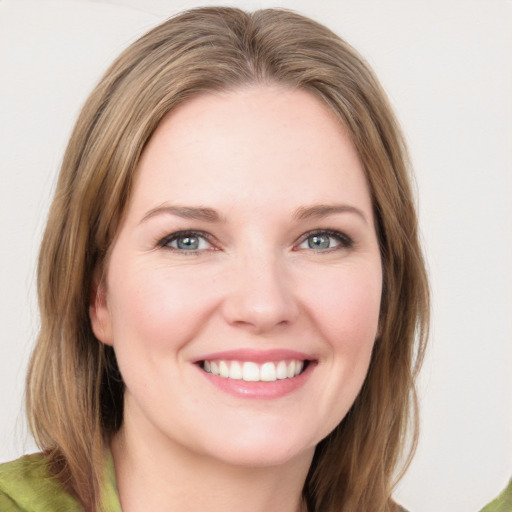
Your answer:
[160,231,212,251]
[298,230,352,251]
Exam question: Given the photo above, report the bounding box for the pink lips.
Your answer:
[193,349,316,400]
[194,348,313,364]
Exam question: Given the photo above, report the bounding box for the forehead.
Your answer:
[131,86,372,217]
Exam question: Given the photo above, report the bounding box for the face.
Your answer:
[91,86,382,468]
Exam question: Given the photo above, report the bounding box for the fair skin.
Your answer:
[91,86,382,512]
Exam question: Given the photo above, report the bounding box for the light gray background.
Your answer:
[1,1,511,511]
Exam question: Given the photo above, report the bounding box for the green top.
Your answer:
[0,452,406,511]
[0,451,122,512]
[480,479,512,512]
[2,450,509,512]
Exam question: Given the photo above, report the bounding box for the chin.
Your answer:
[207,439,315,469]
[188,422,320,469]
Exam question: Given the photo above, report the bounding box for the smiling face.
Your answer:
[90,86,382,468]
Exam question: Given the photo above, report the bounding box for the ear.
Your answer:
[89,274,113,346]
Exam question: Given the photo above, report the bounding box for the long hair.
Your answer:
[26,7,429,511]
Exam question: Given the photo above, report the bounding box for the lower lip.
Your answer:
[197,362,315,399]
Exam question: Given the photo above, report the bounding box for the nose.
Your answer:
[221,250,300,334]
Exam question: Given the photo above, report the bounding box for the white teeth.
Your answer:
[219,361,229,378]
[202,359,307,382]
[242,362,260,382]
[276,361,288,380]
[287,361,296,378]
[229,361,243,380]
[260,362,277,382]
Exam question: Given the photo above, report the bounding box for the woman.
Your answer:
[0,7,429,512]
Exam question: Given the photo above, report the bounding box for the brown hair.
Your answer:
[26,7,429,512]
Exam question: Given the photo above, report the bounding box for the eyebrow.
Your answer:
[140,205,221,224]
[140,203,368,225]
[294,204,368,224]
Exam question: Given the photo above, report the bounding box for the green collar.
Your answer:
[0,450,122,511]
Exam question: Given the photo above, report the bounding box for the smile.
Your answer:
[201,359,307,382]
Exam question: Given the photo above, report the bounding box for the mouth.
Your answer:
[198,359,309,382]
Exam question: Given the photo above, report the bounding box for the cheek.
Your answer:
[288,262,382,439]
[304,263,382,352]
[107,263,219,353]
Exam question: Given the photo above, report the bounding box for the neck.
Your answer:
[111,411,313,512]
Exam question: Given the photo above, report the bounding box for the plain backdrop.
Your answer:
[0,1,511,511]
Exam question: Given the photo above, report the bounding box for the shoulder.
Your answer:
[480,479,512,512]
[0,453,81,511]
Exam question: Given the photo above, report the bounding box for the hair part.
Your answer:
[26,7,429,511]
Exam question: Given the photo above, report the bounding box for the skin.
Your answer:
[90,86,382,512]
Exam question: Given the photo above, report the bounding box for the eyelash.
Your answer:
[157,229,353,254]
[296,229,354,252]
[157,230,215,253]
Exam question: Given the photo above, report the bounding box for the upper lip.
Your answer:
[192,348,315,364]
